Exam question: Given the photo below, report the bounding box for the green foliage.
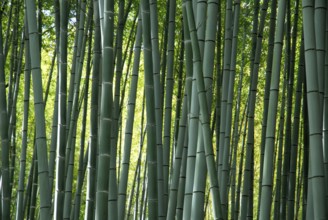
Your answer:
[0,0,326,219]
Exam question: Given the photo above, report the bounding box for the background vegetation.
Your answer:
[0,0,327,219]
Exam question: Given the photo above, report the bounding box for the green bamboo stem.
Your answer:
[234,102,248,219]
[84,1,100,219]
[0,9,11,220]
[23,147,36,218]
[218,0,232,179]
[3,1,13,60]
[280,2,292,218]
[64,0,87,175]
[148,0,165,216]
[72,25,92,220]
[191,0,219,217]
[302,0,327,219]
[132,92,146,220]
[273,77,287,220]
[15,22,30,220]
[107,0,124,216]
[162,0,176,214]
[230,28,246,220]
[287,36,303,220]
[302,80,309,219]
[28,152,38,220]
[141,0,159,217]
[314,0,326,107]
[182,2,200,216]
[26,0,52,217]
[324,3,328,206]
[95,0,115,216]
[220,2,240,217]
[257,0,277,215]
[184,0,224,218]
[7,0,19,119]
[167,94,188,219]
[215,0,222,172]
[259,0,286,218]
[176,132,188,220]
[54,0,69,217]
[118,13,142,220]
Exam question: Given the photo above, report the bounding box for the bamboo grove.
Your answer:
[0,0,328,219]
